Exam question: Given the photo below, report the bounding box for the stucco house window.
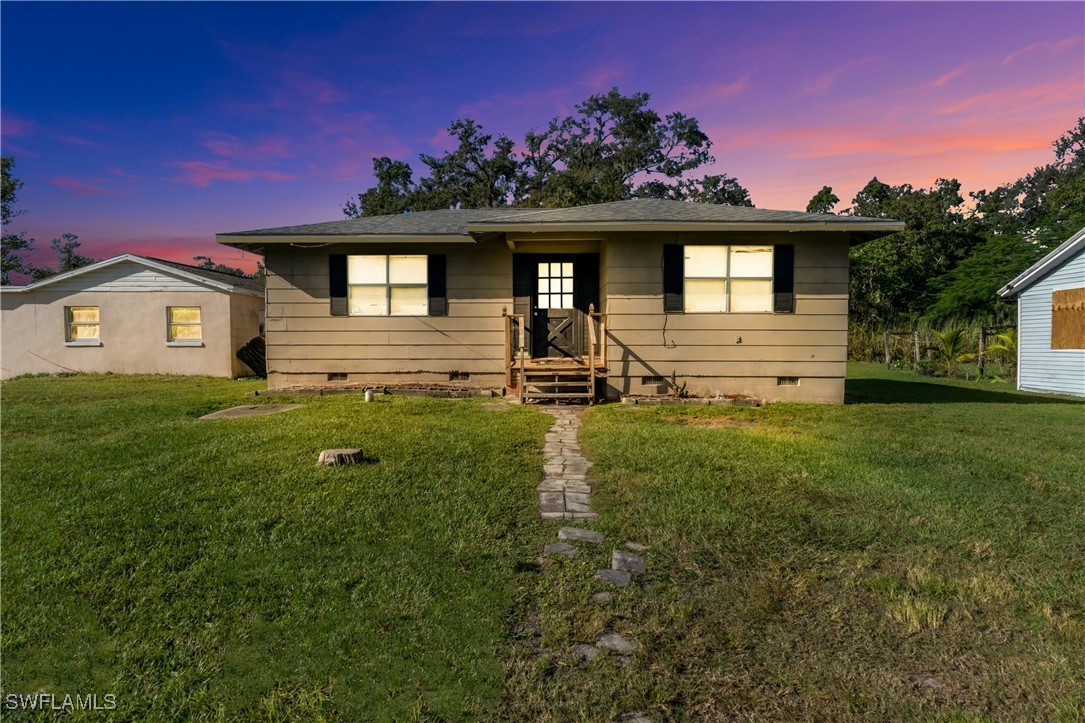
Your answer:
[684,245,773,312]
[348,255,428,316]
[168,306,202,343]
[65,306,100,343]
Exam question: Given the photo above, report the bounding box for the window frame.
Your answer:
[347,254,429,317]
[683,244,775,314]
[166,306,203,345]
[64,305,101,345]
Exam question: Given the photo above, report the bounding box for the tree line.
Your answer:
[342,89,1083,327]
[4,88,1081,325]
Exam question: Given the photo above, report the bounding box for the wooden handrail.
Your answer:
[502,308,527,400]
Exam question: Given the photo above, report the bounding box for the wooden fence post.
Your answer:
[978,327,986,377]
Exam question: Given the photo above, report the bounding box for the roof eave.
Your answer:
[217,233,473,248]
[6,254,257,295]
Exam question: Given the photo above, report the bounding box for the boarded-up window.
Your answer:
[1052,287,1085,349]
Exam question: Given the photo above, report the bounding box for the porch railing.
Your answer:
[502,308,526,402]
[503,305,606,402]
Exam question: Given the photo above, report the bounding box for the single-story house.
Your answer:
[0,254,264,380]
[218,198,903,403]
[998,226,1085,397]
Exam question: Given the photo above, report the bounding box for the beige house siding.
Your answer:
[603,231,849,403]
[264,241,512,389]
[1,267,263,379]
[264,231,851,402]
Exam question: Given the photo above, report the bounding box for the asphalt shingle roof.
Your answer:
[470,198,885,226]
[219,199,901,238]
[146,257,264,292]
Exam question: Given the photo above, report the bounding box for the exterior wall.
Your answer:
[602,231,850,404]
[264,240,513,390]
[265,232,852,403]
[229,293,266,376]
[1,265,257,379]
[1017,246,1085,397]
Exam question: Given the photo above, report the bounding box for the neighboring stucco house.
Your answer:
[0,254,264,380]
[218,199,902,403]
[998,226,1085,397]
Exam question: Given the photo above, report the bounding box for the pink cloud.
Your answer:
[111,167,142,180]
[668,77,750,112]
[802,56,881,96]
[203,133,292,161]
[54,135,106,149]
[1002,36,1081,65]
[49,177,117,196]
[930,63,973,87]
[934,79,1078,115]
[1,112,33,138]
[170,161,298,187]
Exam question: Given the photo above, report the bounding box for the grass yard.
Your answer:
[1,376,551,720]
[504,364,1085,720]
[3,366,1084,720]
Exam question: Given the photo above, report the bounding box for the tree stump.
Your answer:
[317,448,366,466]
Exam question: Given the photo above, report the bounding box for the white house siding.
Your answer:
[1017,246,1085,397]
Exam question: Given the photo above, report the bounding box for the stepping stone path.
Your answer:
[533,408,653,722]
[538,408,597,520]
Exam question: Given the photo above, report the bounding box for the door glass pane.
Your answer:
[70,324,100,339]
[730,280,773,312]
[684,279,727,312]
[685,246,728,277]
[561,293,573,308]
[730,246,773,278]
[561,262,573,277]
[69,307,99,323]
[348,255,386,284]
[390,286,428,315]
[538,262,549,277]
[349,285,388,315]
[170,324,202,340]
[538,279,550,293]
[389,255,427,284]
[538,294,551,308]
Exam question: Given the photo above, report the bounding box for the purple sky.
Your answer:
[2,2,1082,275]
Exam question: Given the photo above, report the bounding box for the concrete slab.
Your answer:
[199,404,301,420]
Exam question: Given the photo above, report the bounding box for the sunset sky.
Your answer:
[2,1,1082,274]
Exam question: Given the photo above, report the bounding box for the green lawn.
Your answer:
[3,367,1084,720]
[1,376,551,720]
[503,363,1085,720]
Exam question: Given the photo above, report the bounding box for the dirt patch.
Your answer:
[664,414,758,429]
[199,404,301,420]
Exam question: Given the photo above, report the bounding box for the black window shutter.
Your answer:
[663,244,684,313]
[773,244,795,313]
[428,254,447,316]
[329,254,348,316]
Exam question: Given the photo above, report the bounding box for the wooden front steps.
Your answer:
[510,360,605,404]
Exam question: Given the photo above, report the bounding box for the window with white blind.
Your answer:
[684,245,774,313]
[348,255,428,316]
